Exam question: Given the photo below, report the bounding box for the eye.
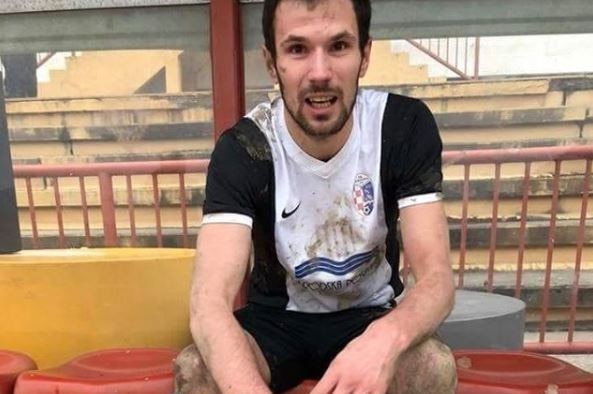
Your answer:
[331,40,350,52]
[287,43,306,55]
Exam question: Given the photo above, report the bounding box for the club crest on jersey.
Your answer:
[352,173,374,216]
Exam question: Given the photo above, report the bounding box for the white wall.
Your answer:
[391,33,593,79]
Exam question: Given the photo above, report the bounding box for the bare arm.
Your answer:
[372,200,455,351]
[190,223,271,394]
[311,201,454,394]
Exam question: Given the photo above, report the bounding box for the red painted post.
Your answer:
[99,172,117,247]
[567,159,591,342]
[79,176,91,247]
[152,174,163,248]
[457,164,470,288]
[126,175,137,246]
[52,177,65,248]
[210,0,245,140]
[539,160,562,343]
[486,163,501,292]
[514,162,531,298]
[179,173,189,248]
[25,177,39,249]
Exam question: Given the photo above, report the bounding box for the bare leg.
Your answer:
[173,332,271,394]
[389,337,457,394]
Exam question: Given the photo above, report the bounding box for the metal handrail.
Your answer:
[406,37,480,80]
[12,145,593,353]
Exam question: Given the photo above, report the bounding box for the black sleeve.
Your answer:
[203,119,272,219]
[382,95,443,202]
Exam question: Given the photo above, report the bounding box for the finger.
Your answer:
[309,373,337,394]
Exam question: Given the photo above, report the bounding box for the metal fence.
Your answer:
[406,37,480,80]
[12,144,593,353]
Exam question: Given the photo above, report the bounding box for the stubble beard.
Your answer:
[277,74,358,141]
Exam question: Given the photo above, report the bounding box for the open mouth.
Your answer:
[305,96,338,109]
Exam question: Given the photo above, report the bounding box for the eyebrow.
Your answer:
[280,30,357,46]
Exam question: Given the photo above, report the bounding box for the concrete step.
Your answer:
[7,107,211,128]
[7,106,592,162]
[8,122,212,143]
[439,107,590,149]
[8,75,593,120]
[361,43,431,85]
[14,210,593,265]
[256,77,561,112]
[12,169,592,234]
[12,171,592,209]
[10,149,211,165]
[449,219,593,248]
[460,270,593,330]
[8,122,214,161]
[6,93,210,113]
[19,227,199,249]
[444,137,593,151]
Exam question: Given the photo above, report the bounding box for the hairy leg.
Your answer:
[389,337,457,394]
[173,332,271,394]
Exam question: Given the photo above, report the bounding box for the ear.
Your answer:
[358,38,372,79]
[262,45,278,83]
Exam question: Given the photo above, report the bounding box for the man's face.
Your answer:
[265,0,371,140]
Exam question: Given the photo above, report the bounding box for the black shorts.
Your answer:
[234,303,391,393]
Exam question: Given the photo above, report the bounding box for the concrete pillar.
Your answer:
[0,72,22,253]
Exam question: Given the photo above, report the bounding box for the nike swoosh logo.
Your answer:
[281,202,301,219]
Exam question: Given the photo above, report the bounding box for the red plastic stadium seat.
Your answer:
[14,348,177,394]
[282,379,318,394]
[0,350,36,394]
[455,350,593,394]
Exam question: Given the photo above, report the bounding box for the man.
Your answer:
[175,0,456,393]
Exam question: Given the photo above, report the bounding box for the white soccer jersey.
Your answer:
[203,89,443,313]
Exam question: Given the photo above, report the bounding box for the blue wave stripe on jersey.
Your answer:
[295,255,371,278]
[295,257,371,279]
[294,250,373,274]
[303,251,374,266]
[295,254,371,277]
[294,250,374,279]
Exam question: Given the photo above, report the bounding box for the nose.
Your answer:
[308,48,332,84]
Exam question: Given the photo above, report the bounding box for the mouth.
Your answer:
[305,95,338,109]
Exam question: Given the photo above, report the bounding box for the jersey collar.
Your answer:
[274,95,361,179]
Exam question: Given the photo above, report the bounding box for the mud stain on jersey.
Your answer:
[305,238,324,259]
[305,212,365,258]
[250,103,278,143]
[235,131,272,162]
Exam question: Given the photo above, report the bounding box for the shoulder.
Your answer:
[383,93,432,127]
[214,116,273,163]
[356,89,433,133]
[379,93,437,145]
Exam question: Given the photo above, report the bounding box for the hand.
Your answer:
[310,321,402,394]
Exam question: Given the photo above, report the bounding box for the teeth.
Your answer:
[309,96,332,103]
[307,96,334,108]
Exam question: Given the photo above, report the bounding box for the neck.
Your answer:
[284,110,354,162]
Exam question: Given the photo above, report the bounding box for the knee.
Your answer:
[173,344,219,394]
[395,337,457,394]
[423,338,457,389]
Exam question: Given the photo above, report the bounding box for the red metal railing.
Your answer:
[445,145,593,354]
[406,37,480,80]
[15,160,209,248]
[12,144,593,353]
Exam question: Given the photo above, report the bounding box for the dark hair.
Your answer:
[262,0,371,59]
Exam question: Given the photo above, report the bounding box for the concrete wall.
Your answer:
[38,50,184,97]
[392,34,593,80]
